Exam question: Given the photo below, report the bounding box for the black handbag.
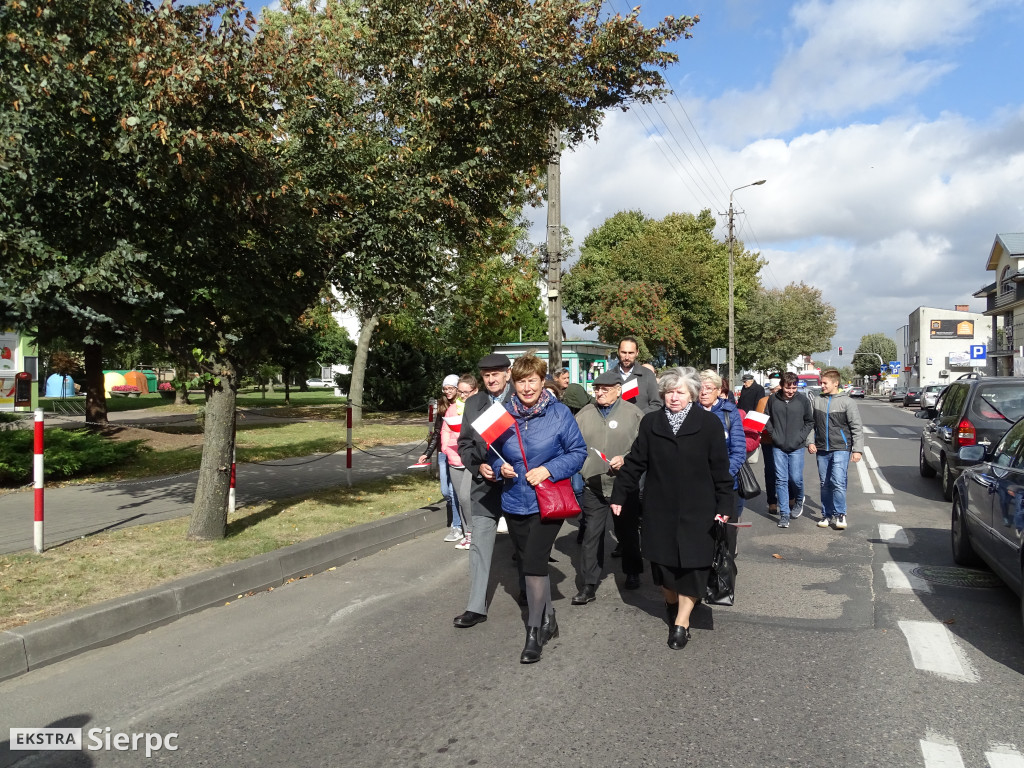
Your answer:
[705,520,736,606]
[736,460,761,500]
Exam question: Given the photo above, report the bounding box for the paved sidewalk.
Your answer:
[0,443,428,554]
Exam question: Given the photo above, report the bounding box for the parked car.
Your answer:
[951,428,1024,629]
[849,386,865,398]
[889,387,907,403]
[305,377,336,389]
[918,376,1024,500]
[903,388,922,408]
[920,384,945,409]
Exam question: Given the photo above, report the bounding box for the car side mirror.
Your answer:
[957,445,986,464]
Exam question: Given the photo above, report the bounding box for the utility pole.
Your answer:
[546,127,562,372]
[727,179,766,389]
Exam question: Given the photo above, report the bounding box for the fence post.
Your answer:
[33,408,44,553]
[346,405,353,488]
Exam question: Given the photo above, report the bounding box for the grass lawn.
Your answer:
[0,474,442,630]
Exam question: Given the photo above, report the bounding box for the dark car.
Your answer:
[918,377,1024,500]
[951,429,1024,628]
[849,386,865,398]
[889,387,907,403]
[903,388,922,408]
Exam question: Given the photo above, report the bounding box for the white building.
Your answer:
[906,306,989,388]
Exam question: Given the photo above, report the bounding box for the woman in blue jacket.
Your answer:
[492,353,587,664]
[699,370,748,520]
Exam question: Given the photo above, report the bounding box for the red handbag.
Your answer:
[513,423,581,520]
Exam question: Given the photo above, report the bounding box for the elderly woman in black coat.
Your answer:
[611,366,734,650]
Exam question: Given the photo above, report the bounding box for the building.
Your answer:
[906,306,989,387]
[973,233,1024,377]
[0,329,40,412]
[491,341,618,393]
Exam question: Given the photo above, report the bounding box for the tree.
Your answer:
[853,334,897,378]
[563,210,762,363]
[734,284,837,374]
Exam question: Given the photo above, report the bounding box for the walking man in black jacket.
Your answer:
[763,371,814,529]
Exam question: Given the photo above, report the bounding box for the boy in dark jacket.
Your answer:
[763,371,814,528]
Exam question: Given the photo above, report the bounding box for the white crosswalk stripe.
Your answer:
[884,562,932,592]
[898,621,978,682]
[878,523,908,545]
[862,446,894,493]
[872,499,896,512]
[986,746,1024,768]
[855,455,875,493]
[921,740,965,768]
[894,427,917,435]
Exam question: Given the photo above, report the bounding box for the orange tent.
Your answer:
[123,371,150,394]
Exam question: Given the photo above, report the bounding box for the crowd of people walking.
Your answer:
[425,338,862,664]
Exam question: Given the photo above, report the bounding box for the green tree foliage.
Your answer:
[734,283,838,374]
[853,333,898,377]
[563,210,762,362]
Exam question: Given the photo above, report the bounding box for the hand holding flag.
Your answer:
[591,447,610,463]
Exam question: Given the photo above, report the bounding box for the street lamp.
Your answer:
[728,179,766,388]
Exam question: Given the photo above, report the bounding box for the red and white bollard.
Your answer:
[228,443,237,515]
[346,405,353,488]
[33,408,44,553]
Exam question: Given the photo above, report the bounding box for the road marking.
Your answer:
[921,740,965,768]
[878,523,908,545]
[863,446,894,494]
[855,456,876,493]
[898,620,978,682]
[894,427,917,435]
[986,746,1024,768]
[863,426,876,435]
[872,499,896,512]
[883,562,931,592]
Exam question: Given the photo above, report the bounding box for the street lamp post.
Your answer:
[728,179,766,388]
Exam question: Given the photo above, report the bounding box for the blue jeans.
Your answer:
[438,453,461,529]
[816,450,851,519]
[772,446,805,519]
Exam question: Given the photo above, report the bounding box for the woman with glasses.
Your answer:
[441,374,480,550]
[699,370,749,521]
[419,375,463,542]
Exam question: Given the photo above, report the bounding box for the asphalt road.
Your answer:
[2,398,1022,767]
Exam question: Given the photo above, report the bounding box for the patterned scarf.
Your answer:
[509,387,555,421]
[664,402,692,435]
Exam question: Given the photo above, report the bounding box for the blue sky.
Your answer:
[251,0,1024,367]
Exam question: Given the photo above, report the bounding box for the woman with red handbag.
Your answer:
[491,354,587,664]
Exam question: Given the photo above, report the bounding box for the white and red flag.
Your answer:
[621,378,639,401]
[470,402,516,446]
[590,447,610,463]
[443,415,462,433]
[742,410,770,433]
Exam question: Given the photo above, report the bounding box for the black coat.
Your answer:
[457,388,513,514]
[611,407,734,569]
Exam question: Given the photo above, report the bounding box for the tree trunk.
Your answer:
[173,354,191,405]
[83,343,108,427]
[349,312,379,426]
[283,365,291,404]
[187,357,238,540]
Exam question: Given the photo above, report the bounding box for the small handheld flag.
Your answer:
[470,401,516,446]
[742,410,769,433]
[443,415,462,433]
[621,378,639,401]
[590,447,610,463]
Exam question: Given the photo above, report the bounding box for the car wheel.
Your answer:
[940,459,954,501]
[951,494,981,567]
[919,442,936,478]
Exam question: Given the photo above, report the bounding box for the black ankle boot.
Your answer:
[520,627,542,663]
[667,625,691,650]
[540,610,559,645]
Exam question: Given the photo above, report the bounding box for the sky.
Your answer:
[252,0,1024,365]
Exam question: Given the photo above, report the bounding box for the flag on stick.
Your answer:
[443,415,462,432]
[590,447,610,463]
[621,378,639,401]
[742,410,770,433]
[471,401,516,446]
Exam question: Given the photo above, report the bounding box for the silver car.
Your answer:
[920,384,945,409]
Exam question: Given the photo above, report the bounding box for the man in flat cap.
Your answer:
[736,373,765,414]
[572,369,645,601]
[453,352,517,628]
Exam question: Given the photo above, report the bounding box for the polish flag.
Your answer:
[470,402,516,446]
[621,378,639,401]
[591,447,610,463]
[443,415,462,432]
[742,410,770,433]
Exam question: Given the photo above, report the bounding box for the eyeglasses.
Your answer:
[593,385,618,392]
[457,388,475,397]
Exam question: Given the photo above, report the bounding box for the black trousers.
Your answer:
[578,487,611,587]
[612,489,643,576]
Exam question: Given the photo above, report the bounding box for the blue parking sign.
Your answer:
[889,361,901,374]
[970,344,987,361]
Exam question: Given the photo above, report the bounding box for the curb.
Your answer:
[0,503,446,682]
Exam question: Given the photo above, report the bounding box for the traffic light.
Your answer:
[838,346,843,356]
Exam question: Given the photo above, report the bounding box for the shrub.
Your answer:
[157,382,174,391]
[111,385,140,393]
[0,429,149,485]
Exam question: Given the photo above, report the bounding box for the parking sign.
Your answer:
[889,361,901,374]
[970,344,987,361]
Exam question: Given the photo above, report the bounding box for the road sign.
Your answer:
[970,344,987,361]
[889,361,901,374]
[710,347,726,365]
[870,375,878,381]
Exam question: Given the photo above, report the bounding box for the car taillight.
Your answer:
[955,418,977,447]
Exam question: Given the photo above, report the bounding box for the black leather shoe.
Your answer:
[520,627,542,663]
[624,573,641,590]
[668,625,691,650]
[540,610,559,645]
[453,611,487,628]
[665,601,678,624]
[571,585,597,605]
[610,543,623,558]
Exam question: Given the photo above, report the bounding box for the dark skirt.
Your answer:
[504,513,563,576]
[651,562,710,598]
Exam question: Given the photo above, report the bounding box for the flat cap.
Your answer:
[741,373,754,381]
[477,352,511,370]
[594,370,622,387]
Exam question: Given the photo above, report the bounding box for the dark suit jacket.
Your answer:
[611,407,733,569]
[457,388,513,514]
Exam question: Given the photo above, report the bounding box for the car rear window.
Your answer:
[969,383,1024,424]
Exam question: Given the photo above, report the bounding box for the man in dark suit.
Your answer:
[607,336,660,413]
[453,353,516,628]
